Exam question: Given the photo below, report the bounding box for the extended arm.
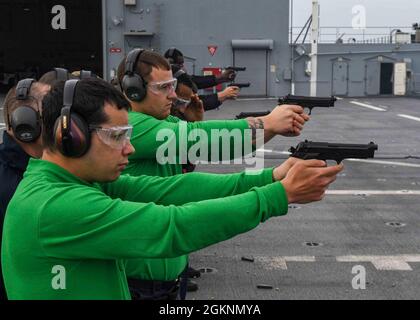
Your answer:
[39,181,287,260]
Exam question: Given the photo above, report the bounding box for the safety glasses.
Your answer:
[173,97,191,109]
[148,78,177,95]
[89,125,133,150]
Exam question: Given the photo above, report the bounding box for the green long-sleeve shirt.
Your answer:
[125,112,251,177]
[1,159,288,300]
[124,112,256,281]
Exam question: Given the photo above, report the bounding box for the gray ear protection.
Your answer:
[80,70,94,79]
[121,49,147,102]
[173,69,186,78]
[55,68,69,81]
[165,47,184,66]
[8,78,42,143]
[167,47,176,64]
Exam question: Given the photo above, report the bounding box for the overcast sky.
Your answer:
[292,0,419,27]
[291,0,419,42]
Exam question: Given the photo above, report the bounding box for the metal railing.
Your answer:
[291,26,415,44]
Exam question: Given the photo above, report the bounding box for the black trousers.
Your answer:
[128,265,189,301]
[128,278,180,301]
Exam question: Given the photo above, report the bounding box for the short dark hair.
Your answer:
[41,78,131,151]
[116,49,171,86]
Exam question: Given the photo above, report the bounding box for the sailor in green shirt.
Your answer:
[115,49,315,299]
[117,49,310,178]
[1,78,342,300]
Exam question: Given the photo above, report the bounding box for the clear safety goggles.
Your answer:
[173,97,191,109]
[89,125,133,150]
[148,78,177,95]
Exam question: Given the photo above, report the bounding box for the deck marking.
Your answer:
[256,256,316,270]
[350,101,387,111]
[251,255,420,271]
[346,159,420,168]
[326,190,420,196]
[398,114,420,123]
[336,255,420,271]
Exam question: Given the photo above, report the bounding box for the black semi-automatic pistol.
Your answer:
[228,82,251,88]
[278,95,337,115]
[225,66,246,72]
[235,111,270,119]
[289,140,378,164]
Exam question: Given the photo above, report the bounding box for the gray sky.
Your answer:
[292,0,419,27]
[291,0,419,42]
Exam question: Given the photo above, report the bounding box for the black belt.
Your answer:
[128,278,179,301]
[128,264,189,301]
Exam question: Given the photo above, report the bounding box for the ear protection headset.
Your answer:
[55,68,69,81]
[53,79,91,158]
[121,49,147,102]
[173,70,198,93]
[166,47,176,64]
[8,78,42,143]
[165,47,185,66]
[173,69,186,78]
[79,70,93,79]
